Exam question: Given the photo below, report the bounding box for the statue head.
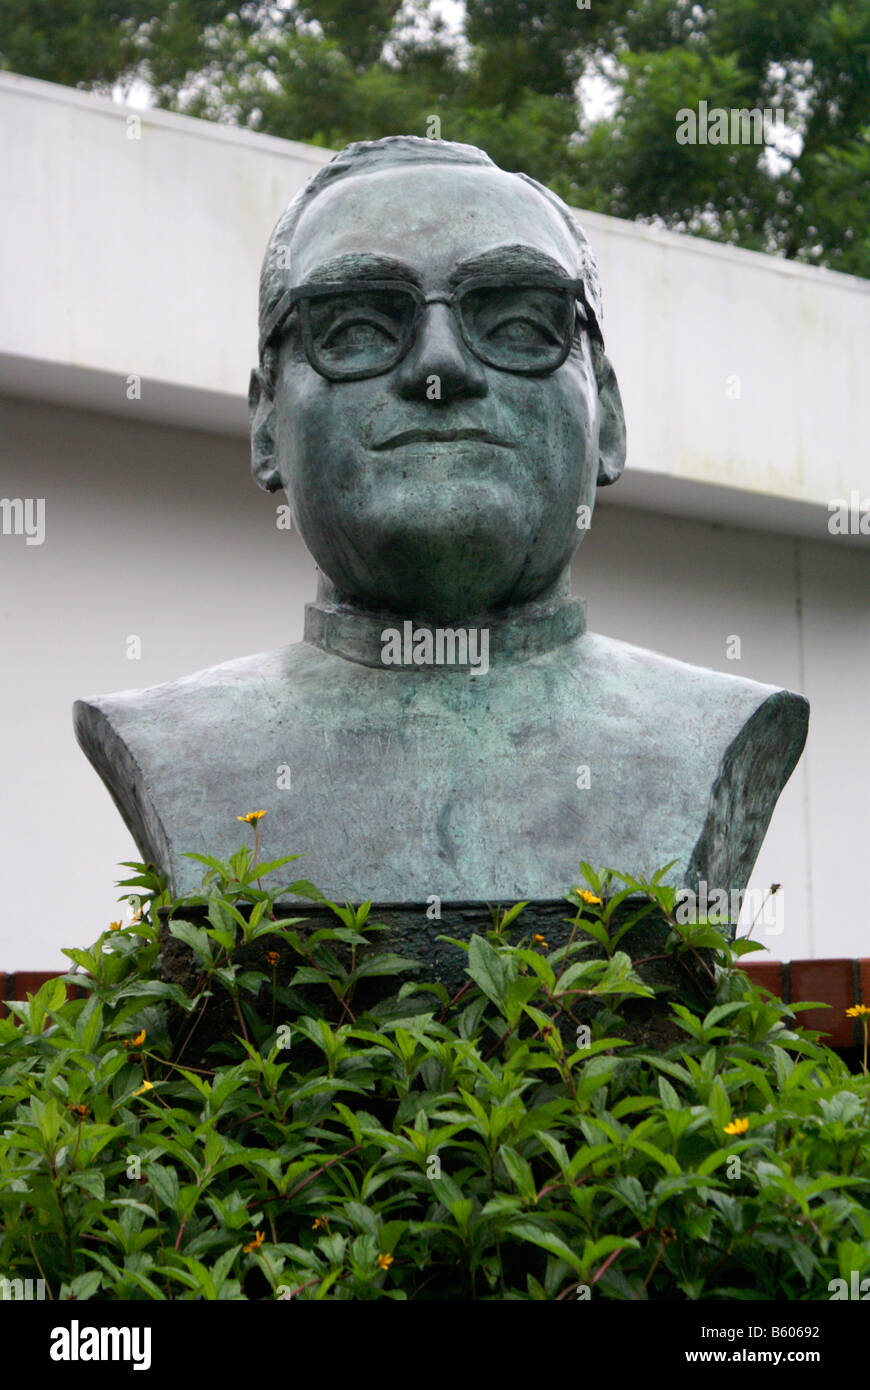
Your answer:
[250,136,626,623]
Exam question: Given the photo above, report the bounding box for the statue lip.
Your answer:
[371,427,517,450]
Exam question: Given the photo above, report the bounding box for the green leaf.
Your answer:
[696,1142,751,1178]
[703,1001,749,1029]
[495,901,528,931]
[627,1139,681,1175]
[466,934,508,1011]
[245,854,301,881]
[709,1078,731,1132]
[149,1163,180,1211]
[584,1233,641,1269]
[577,862,602,896]
[65,1271,103,1301]
[510,1220,585,1276]
[168,920,215,967]
[567,915,608,951]
[537,1131,571,1176]
[514,949,555,990]
[282,878,329,903]
[183,852,234,880]
[70,1169,105,1201]
[670,1003,706,1042]
[352,953,421,979]
[500,1145,537,1202]
[607,1175,647,1220]
[78,996,104,1053]
[62,947,98,974]
[730,938,768,957]
[658,1076,682,1110]
[449,1199,474,1232]
[502,975,539,1027]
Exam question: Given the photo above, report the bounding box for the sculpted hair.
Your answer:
[257,134,605,381]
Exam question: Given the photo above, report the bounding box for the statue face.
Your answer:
[262,162,621,621]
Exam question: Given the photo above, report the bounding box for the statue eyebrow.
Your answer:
[301,247,572,289]
[304,254,421,285]
[448,246,571,285]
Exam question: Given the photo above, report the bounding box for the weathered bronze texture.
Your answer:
[74,136,808,917]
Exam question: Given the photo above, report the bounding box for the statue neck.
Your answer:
[303,572,586,670]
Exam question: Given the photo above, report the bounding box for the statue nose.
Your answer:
[395,301,487,402]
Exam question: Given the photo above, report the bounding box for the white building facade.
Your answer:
[1,71,868,969]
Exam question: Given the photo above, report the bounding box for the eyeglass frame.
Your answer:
[259,273,605,382]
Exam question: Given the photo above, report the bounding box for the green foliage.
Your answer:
[3,0,870,276]
[0,0,250,98]
[0,850,867,1301]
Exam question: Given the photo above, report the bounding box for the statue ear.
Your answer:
[593,346,626,487]
[249,366,282,493]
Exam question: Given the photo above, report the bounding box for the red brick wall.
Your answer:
[741,959,864,1048]
[0,972,87,1018]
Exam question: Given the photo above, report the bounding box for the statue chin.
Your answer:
[309,518,543,623]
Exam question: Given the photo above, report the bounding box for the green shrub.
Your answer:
[0,846,867,1301]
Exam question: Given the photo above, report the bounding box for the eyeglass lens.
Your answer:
[303,283,576,377]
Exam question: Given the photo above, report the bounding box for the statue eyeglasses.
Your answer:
[260,274,605,382]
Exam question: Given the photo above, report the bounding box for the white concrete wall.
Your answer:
[0,71,330,424]
[582,206,870,519]
[1,72,869,969]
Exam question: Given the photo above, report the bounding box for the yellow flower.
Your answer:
[132,1029,146,1046]
[533,934,549,950]
[312,1216,329,1231]
[70,1104,89,1118]
[378,1252,394,1270]
[133,1080,155,1097]
[129,905,144,924]
[237,810,266,824]
[108,920,123,931]
[723,1117,749,1136]
[846,1004,870,1018]
[574,889,602,905]
[243,1230,265,1253]
[265,951,280,967]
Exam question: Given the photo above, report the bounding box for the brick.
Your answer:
[12,971,62,999]
[789,959,857,1048]
[740,960,785,997]
[5,972,85,1024]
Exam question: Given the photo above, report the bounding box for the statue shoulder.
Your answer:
[74,644,312,735]
[577,631,808,732]
[72,644,315,865]
[569,632,809,893]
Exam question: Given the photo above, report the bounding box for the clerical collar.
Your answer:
[303,593,586,670]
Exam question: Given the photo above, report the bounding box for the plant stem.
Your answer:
[27,1230,53,1300]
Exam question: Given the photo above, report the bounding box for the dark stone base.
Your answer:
[158,898,720,1069]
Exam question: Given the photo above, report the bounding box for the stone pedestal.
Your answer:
[159,897,719,1067]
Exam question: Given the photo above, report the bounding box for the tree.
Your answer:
[2,0,869,277]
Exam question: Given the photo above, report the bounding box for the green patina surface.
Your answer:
[74,136,808,976]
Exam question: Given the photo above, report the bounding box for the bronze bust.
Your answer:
[74,137,808,911]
